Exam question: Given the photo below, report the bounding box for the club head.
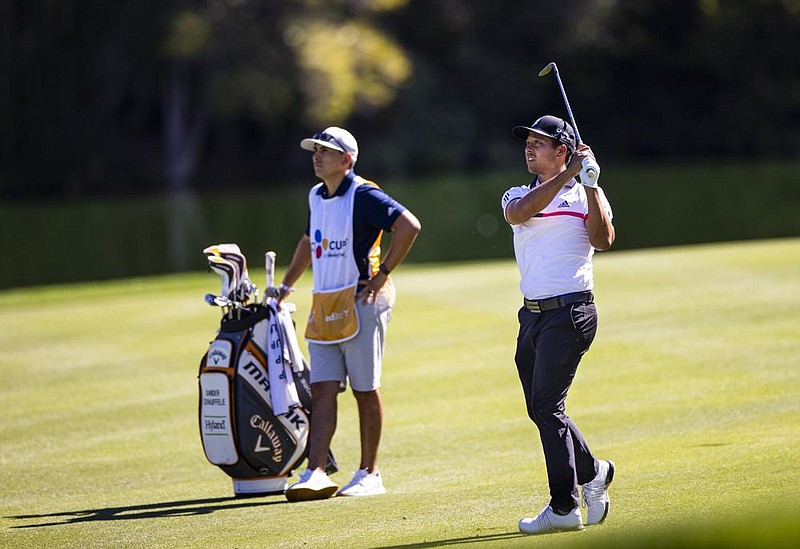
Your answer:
[538,62,557,77]
[264,286,280,299]
[204,293,232,307]
[238,277,257,304]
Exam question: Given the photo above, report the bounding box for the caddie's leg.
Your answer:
[353,388,383,471]
[343,290,391,472]
[307,381,341,470]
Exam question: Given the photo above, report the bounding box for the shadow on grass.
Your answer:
[7,495,288,528]
[378,532,528,548]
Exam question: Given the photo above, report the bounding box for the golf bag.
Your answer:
[198,245,336,496]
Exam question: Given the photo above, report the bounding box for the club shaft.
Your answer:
[552,67,583,145]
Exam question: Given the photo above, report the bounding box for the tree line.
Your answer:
[2,0,799,199]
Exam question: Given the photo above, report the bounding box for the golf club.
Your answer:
[204,293,246,310]
[538,61,597,183]
[207,255,237,300]
[265,251,276,290]
[205,244,256,303]
[538,61,584,144]
[263,251,279,301]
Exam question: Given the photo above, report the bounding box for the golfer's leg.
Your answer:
[307,381,341,470]
[353,388,383,471]
[530,308,591,512]
[531,388,578,511]
[565,303,599,485]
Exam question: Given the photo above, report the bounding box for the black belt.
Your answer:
[523,291,594,314]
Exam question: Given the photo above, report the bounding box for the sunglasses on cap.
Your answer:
[551,119,574,150]
[312,132,348,153]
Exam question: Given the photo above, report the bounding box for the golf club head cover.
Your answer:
[208,256,236,299]
[577,157,601,188]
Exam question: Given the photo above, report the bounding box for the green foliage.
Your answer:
[163,10,211,58]
[1,240,799,547]
[288,17,412,123]
[4,1,800,198]
[0,0,413,198]
[1,162,798,289]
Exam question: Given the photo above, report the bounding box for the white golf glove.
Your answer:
[577,157,601,188]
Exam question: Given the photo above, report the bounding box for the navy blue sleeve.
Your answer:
[351,184,408,280]
[354,184,406,231]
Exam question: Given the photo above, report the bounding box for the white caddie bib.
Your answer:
[304,176,364,344]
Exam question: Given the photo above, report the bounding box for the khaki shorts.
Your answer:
[308,285,393,392]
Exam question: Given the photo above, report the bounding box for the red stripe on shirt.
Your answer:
[536,211,588,221]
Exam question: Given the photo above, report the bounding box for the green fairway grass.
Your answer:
[1,238,799,548]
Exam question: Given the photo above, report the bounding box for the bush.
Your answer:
[1,161,798,289]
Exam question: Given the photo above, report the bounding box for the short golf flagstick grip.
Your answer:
[265,251,276,290]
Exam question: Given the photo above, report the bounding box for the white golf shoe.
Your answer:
[581,459,615,525]
[337,468,386,497]
[285,468,338,502]
[518,505,584,534]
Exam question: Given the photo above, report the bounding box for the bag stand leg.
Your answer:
[232,476,288,497]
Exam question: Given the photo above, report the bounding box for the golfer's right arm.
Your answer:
[278,234,312,304]
[505,172,573,225]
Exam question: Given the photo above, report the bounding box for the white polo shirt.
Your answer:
[502,178,613,300]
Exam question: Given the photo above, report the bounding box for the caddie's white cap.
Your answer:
[300,127,359,161]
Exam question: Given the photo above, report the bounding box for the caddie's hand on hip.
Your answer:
[357,272,387,304]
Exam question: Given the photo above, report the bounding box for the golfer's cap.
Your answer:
[513,115,576,152]
[300,126,358,159]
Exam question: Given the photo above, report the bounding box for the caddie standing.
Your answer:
[501,115,616,534]
[277,126,421,501]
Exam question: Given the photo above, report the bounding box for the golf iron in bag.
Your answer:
[198,244,337,496]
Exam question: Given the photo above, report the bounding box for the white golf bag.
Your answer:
[198,245,336,496]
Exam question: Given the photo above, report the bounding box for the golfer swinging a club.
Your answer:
[502,115,615,534]
[277,126,421,501]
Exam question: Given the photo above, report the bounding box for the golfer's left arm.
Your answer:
[360,210,421,297]
[585,188,614,251]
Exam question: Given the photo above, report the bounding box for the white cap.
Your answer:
[300,127,359,162]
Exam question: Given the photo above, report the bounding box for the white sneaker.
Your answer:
[519,505,584,534]
[582,459,615,525]
[337,468,386,497]
[285,468,338,502]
